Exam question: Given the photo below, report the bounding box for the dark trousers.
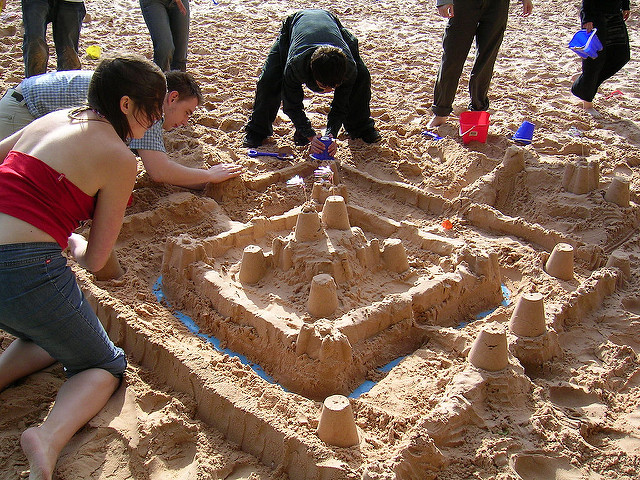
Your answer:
[21,0,85,78]
[571,13,630,102]
[140,0,190,72]
[246,17,374,140]
[432,0,510,117]
[245,23,293,140]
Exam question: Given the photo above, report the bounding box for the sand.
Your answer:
[1,0,640,479]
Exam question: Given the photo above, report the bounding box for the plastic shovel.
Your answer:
[247,149,292,159]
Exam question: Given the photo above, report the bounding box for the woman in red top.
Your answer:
[0,54,165,480]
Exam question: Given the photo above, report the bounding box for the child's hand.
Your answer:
[583,22,594,33]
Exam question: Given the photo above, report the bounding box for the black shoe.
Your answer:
[359,129,382,144]
[293,130,311,146]
[243,131,264,148]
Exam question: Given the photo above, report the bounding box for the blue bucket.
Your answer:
[569,29,603,59]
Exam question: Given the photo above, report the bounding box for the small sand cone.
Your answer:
[316,395,360,447]
[509,293,546,337]
[322,195,351,230]
[94,249,124,281]
[381,238,410,273]
[468,322,509,371]
[307,274,338,317]
[604,176,630,208]
[238,245,266,284]
[606,250,631,279]
[545,243,574,281]
[295,209,322,242]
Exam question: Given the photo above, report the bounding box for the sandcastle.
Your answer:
[508,293,561,369]
[161,182,504,399]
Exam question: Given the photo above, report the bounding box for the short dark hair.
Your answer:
[310,46,347,88]
[88,54,166,141]
[165,70,203,105]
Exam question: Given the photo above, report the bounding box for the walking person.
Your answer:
[571,0,631,113]
[0,54,166,480]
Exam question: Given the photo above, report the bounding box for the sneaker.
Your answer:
[359,129,382,144]
[293,130,311,146]
[242,131,264,148]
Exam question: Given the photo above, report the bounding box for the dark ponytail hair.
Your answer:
[87,54,166,141]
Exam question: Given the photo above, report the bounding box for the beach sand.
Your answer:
[1,0,640,478]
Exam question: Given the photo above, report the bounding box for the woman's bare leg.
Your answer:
[0,339,56,391]
[20,368,119,480]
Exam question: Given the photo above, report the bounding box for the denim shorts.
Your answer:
[0,243,126,378]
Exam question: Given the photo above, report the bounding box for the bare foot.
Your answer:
[20,427,56,480]
[427,116,447,128]
[207,163,243,183]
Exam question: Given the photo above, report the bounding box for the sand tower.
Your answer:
[545,243,574,280]
[562,159,599,194]
[316,394,360,447]
[381,238,410,273]
[307,273,339,317]
[508,293,560,368]
[468,321,509,371]
[238,245,267,284]
[604,175,630,208]
[322,195,351,230]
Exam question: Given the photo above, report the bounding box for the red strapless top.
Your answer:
[0,150,96,248]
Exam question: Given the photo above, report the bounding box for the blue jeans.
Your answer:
[140,0,190,72]
[21,0,85,77]
[0,243,126,378]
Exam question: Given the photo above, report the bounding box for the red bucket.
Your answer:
[459,111,490,144]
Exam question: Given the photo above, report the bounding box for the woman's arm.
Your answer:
[72,149,137,272]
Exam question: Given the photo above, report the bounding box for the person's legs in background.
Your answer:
[51,0,85,72]
[140,0,174,72]
[468,0,509,112]
[167,0,189,71]
[244,38,285,146]
[430,0,480,125]
[21,0,51,77]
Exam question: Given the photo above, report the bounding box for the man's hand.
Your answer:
[309,135,337,156]
[521,0,533,17]
[437,4,454,18]
[583,21,594,33]
[206,163,243,183]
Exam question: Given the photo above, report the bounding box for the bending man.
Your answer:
[243,9,380,155]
